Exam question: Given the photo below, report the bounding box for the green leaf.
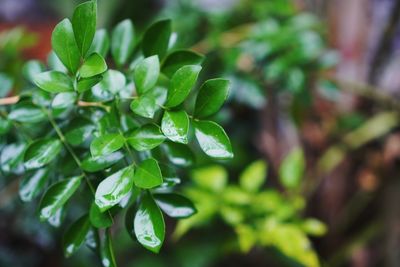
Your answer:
[0,73,12,97]
[52,92,77,110]
[302,218,327,236]
[51,19,81,74]
[279,148,305,190]
[8,103,46,123]
[162,142,194,167]
[239,160,267,193]
[90,202,113,228]
[34,71,74,93]
[90,133,125,158]
[77,75,102,92]
[127,124,165,151]
[193,120,233,159]
[19,168,49,202]
[134,55,160,95]
[81,151,124,172]
[162,50,204,77]
[23,60,45,83]
[97,69,126,94]
[191,165,228,192]
[39,176,82,220]
[65,118,95,146]
[161,110,189,144]
[154,193,196,218]
[62,214,91,257]
[32,90,52,107]
[165,65,201,108]
[130,95,159,119]
[88,29,110,58]
[0,143,26,173]
[133,158,163,189]
[0,117,11,135]
[100,230,117,267]
[47,51,68,73]
[111,19,135,66]
[134,192,165,253]
[194,78,230,118]
[142,19,171,59]
[95,166,135,212]
[72,1,97,57]
[80,53,107,78]
[148,86,168,106]
[47,207,65,227]
[24,138,62,169]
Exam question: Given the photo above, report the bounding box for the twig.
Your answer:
[0,96,20,105]
[44,108,114,222]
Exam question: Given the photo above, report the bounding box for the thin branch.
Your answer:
[77,100,111,112]
[0,96,20,105]
[44,108,114,222]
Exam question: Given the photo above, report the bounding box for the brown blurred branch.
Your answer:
[0,96,20,105]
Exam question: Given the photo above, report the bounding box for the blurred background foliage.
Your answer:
[2,0,400,266]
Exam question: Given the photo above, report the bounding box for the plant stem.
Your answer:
[43,108,114,221]
[78,100,111,112]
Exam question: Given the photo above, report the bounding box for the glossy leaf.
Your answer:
[88,29,110,58]
[65,118,95,146]
[161,110,189,144]
[142,20,171,59]
[81,151,124,172]
[47,207,65,227]
[193,120,233,159]
[23,60,45,83]
[134,55,160,95]
[95,166,135,212]
[34,71,74,93]
[133,158,163,189]
[130,95,158,119]
[32,90,52,107]
[134,192,165,253]
[162,142,194,167]
[72,1,97,57]
[8,103,46,123]
[162,50,204,77]
[52,92,77,111]
[51,19,81,74]
[80,53,107,78]
[47,50,68,73]
[154,193,196,218]
[0,143,26,173]
[24,138,62,169]
[127,124,165,151]
[165,65,201,107]
[19,168,49,202]
[97,69,126,94]
[111,19,135,66]
[279,148,305,190]
[39,176,82,220]
[239,160,267,193]
[194,78,230,118]
[63,214,91,257]
[77,75,102,92]
[90,202,113,228]
[100,230,117,267]
[90,133,125,158]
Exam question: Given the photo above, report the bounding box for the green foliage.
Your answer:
[0,1,233,265]
[175,156,326,267]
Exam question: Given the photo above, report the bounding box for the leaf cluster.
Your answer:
[0,1,233,264]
